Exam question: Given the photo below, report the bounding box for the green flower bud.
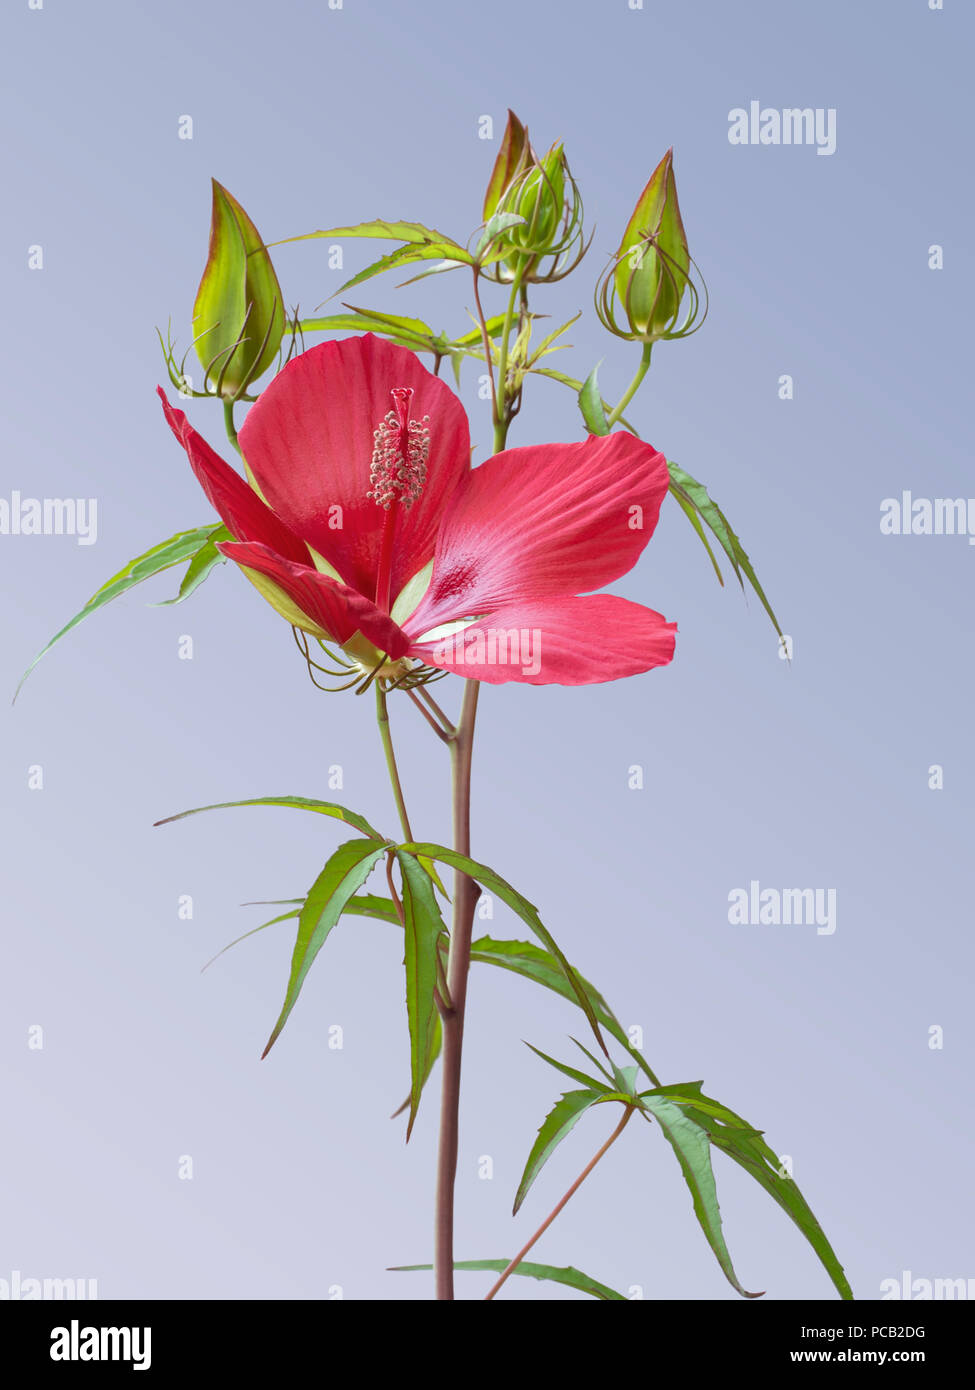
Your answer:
[192,180,285,399]
[597,149,705,343]
[481,122,587,285]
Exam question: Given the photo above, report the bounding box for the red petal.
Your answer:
[219,540,410,658]
[403,432,669,635]
[158,388,310,565]
[409,594,676,685]
[237,335,470,601]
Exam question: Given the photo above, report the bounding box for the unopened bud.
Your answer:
[192,180,285,399]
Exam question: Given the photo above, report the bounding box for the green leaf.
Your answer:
[638,1091,762,1299]
[295,306,435,352]
[642,1082,852,1300]
[154,795,384,842]
[667,461,784,640]
[15,524,221,699]
[527,313,582,366]
[390,1011,442,1120]
[390,1259,626,1301]
[204,892,400,974]
[334,241,472,297]
[279,220,467,249]
[668,485,725,586]
[155,524,230,605]
[400,844,608,1055]
[342,893,401,924]
[524,1042,613,1096]
[394,850,448,1137]
[201,906,300,973]
[579,363,610,435]
[451,314,508,350]
[263,840,389,1057]
[468,937,658,1083]
[514,1089,604,1214]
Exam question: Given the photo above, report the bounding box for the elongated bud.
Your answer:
[483,137,587,285]
[193,180,285,399]
[597,149,705,343]
[483,110,531,223]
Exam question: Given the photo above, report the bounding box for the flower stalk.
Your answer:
[434,677,481,1300]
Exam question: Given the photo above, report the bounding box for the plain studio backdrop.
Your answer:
[1,0,971,1300]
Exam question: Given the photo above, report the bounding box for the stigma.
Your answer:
[369,387,430,509]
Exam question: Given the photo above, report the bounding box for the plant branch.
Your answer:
[433,678,481,1300]
[223,399,241,455]
[605,342,652,428]
[375,681,413,843]
[471,269,498,425]
[493,270,525,454]
[484,1105,634,1300]
[406,687,451,743]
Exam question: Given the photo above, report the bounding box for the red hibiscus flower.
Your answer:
[158,335,676,685]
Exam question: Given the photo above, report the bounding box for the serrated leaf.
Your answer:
[667,461,783,639]
[154,795,384,842]
[468,937,658,1082]
[400,844,607,1055]
[155,524,230,605]
[335,242,472,297]
[281,219,466,249]
[668,485,724,585]
[263,840,389,1057]
[295,307,435,352]
[201,906,301,973]
[395,850,447,1137]
[514,1089,603,1214]
[15,524,221,699]
[390,1011,442,1120]
[389,1259,626,1301]
[578,363,610,435]
[638,1091,762,1299]
[342,893,401,924]
[524,1042,612,1095]
[642,1082,852,1300]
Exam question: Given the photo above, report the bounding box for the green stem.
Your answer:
[483,1105,634,1301]
[493,271,525,454]
[375,681,413,843]
[434,678,481,1300]
[223,399,241,455]
[605,342,652,428]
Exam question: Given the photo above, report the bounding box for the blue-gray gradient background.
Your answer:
[2,0,972,1301]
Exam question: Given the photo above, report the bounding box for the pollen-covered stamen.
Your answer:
[368,386,430,510]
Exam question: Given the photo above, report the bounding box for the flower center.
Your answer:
[368,387,430,510]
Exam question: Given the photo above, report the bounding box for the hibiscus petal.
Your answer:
[158,388,311,566]
[218,540,411,658]
[403,432,670,635]
[237,335,471,602]
[409,594,676,686]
